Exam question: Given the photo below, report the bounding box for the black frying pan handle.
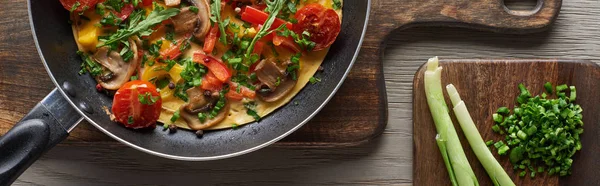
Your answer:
[0,88,82,185]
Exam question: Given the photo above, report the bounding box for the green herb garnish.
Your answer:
[99,8,180,47]
[489,82,583,177]
[138,92,159,105]
[244,102,261,121]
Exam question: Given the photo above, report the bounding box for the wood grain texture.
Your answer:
[3,0,600,185]
[413,60,600,186]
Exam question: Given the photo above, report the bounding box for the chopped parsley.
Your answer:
[100,12,121,27]
[209,88,228,118]
[189,6,199,13]
[244,102,261,121]
[138,92,159,105]
[104,0,125,12]
[70,1,80,13]
[77,51,103,76]
[286,52,301,80]
[95,3,106,16]
[276,25,316,51]
[127,116,134,124]
[165,31,176,44]
[309,76,321,84]
[148,40,163,57]
[332,0,342,10]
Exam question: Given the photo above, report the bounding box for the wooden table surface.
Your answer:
[1,0,599,185]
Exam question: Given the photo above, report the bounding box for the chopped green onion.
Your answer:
[556,84,568,92]
[493,113,504,123]
[544,82,553,94]
[497,107,510,115]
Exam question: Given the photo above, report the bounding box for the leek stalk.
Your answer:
[424,57,478,186]
[446,84,515,186]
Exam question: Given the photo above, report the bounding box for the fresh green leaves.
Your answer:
[489,83,583,177]
[210,0,228,44]
[99,8,180,47]
[245,0,287,63]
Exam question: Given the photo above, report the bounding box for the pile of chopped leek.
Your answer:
[488,83,583,177]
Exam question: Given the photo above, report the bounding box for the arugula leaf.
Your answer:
[245,0,287,63]
[99,8,180,47]
[210,0,228,44]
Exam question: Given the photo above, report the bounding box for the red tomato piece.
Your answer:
[293,4,341,51]
[112,80,162,129]
[241,6,293,30]
[193,53,232,82]
[59,0,99,12]
[203,25,220,54]
[116,4,134,20]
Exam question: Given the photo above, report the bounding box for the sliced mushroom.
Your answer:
[180,101,230,130]
[185,87,217,113]
[254,58,287,90]
[258,76,297,102]
[171,7,199,34]
[165,0,181,6]
[254,58,297,102]
[173,0,211,41]
[92,38,139,90]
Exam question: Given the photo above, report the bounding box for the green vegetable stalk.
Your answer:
[424,57,478,186]
[446,84,515,186]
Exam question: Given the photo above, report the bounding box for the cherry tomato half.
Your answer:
[59,0,99,12]
[112,80,162,129]
[293,4,341,51]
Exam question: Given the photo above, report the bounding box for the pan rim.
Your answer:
[28,0,371,161]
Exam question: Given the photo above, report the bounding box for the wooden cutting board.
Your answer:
[413,59,600,185]
[0,0,562,146]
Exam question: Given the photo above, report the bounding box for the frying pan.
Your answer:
[0,0,370,184]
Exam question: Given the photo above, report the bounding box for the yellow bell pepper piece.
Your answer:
[78,25,99,50]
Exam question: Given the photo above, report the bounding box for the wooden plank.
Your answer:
[413,59,600,185]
